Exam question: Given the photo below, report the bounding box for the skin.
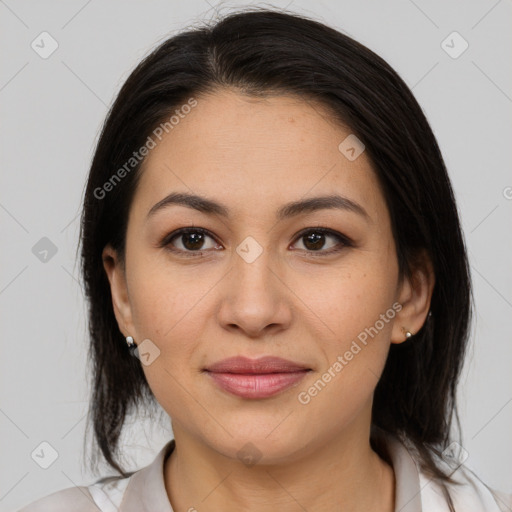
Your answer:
[103,88,434,512]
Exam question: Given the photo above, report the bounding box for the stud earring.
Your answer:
[126,336,138,355]
[401,327,413,340]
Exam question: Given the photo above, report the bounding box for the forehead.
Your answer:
[132,89,386,223]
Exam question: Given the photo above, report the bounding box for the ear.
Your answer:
[102,244,136,339]
[391,249,435,344]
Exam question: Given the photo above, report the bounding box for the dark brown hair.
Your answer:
[79,7,472,509]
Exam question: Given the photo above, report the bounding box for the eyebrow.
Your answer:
[147,192,370,222]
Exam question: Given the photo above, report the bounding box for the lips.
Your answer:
[204,355,311,374]
[203,356,311,399]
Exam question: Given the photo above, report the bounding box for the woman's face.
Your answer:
[104,88,431,462]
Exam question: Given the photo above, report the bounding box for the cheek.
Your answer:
[127,263,204,413]
[294,268,397,429]
[127,253,209,340]
[126,256,213,391]
[290,257,398,419]
[293,253,398,352]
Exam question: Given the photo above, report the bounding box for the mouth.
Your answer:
[203,356,312,399]
[204,355,311,374]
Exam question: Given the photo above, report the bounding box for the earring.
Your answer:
[126,336,138,356]
[401,327,413,340]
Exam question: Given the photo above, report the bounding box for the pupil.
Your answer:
[304,232,324,250]
[183,232,204,250]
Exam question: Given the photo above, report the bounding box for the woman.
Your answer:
[19,7,512,512]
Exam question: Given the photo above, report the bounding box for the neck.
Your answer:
[164,421,395,512]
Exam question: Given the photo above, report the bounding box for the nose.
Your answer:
[216,243,293,339]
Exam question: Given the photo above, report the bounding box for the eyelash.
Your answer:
[160,226,353,258]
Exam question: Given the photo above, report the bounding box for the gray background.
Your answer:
[1,0,511,510]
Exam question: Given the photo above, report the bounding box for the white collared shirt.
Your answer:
[18,435,512,511]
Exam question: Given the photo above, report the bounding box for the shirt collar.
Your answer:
[120,435,423,512]
[381,433,423,512]
[120,440,175,512]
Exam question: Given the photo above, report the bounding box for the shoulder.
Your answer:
[384,432,512,511]
[17,485,100,512]
[17,474,133,512]
[17,440,175,512]
[489,488,512,512]
[418,457,512,511]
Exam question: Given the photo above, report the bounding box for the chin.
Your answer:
[203,426,312,466]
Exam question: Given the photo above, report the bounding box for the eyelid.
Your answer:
[290,227,353,257]
[160,226,353,257]
[292,226,352,247]
[160,227,220,254]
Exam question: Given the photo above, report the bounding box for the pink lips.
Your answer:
[204,356,311,399]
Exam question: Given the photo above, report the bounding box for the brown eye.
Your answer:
[178,231,207,251]
[291,228,352,255]
[301,232,329,251]
[161,226,352,258]
[163,228,221,255]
